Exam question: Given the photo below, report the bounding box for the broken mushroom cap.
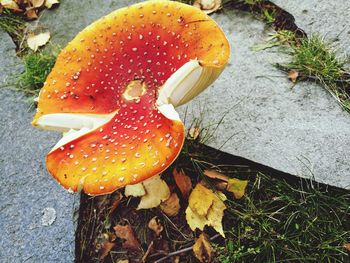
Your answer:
[32,0,230,195]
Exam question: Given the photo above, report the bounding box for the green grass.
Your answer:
[178,116,349,262]
[217,172,350,262]
[0,9,27,52]
[275,34,350,112]
[16,48,58,97]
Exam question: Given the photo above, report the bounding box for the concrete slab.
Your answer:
[30,0,350,192]
[0,30,79,262]
[178,9,350,189]
[274,0,350,55]
[37,0,142,46]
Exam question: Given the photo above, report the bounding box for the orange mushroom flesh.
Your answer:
[32,0,230,195]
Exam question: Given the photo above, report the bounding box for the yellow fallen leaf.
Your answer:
[160,192,180,217]
[44,0,59,9]
[137,175,170,209]
[188,183,215,216]
[193,233,214,263]
[186,184,226,237]
[124,183,145,197]
[27,32,50,51]
[1,0,21,11]
[31,0,44,8]
[226,178,248,199]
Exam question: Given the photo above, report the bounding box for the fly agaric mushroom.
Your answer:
[32,0,230,195]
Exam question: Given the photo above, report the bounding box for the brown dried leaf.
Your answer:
[344,243,350,252]
[288,69,299,83]
[25,7,38,19]
[110,191,123,214]
[226,178,248,199]
[148,216,164,237]
[160,192,181,217]
[203,169,229,182]
[193,233,214,263]
[44,0,59,9]
[114,224,140,251]
[215,181,228,191]
[99,240,115,260]
[193,0,222,14]
[173,168,192,199]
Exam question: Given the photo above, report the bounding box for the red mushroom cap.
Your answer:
[32,0,230,195]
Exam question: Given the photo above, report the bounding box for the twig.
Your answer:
[154,234,220,263]
[142,240,154,263]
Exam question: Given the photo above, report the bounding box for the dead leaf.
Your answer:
[188,126,200,140]
[27,32,50,51]
[288,69,299,83]
[148,216,164,236]
[344,243,350,252]
[124,183,146,197]
[110,191,123,214]
[114,224,140,251]
[99,240,115,260]
[193,233,214,263]
[193,0,222,14]
[226,178,248,199]
[31,0,44,8]
[117,260,129,263]
[137,175,170,209]
[173,168,192,199]
[189,183,215,216]
[203,169,229,182]
[186,184,226,237]
[160,192,180,217]
[44,0,59,8]
[25,8,38,19]
[214,181,228,191]
[1,0,21,11]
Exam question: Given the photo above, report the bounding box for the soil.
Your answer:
[75,139,301,263]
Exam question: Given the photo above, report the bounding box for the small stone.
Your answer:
[41,207,57,226]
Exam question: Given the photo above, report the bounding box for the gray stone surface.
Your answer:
[178,9,350,189]
[0,30,79,263]
[274,0,350,55]
[32,0,350,189]
[38,0,143,45]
